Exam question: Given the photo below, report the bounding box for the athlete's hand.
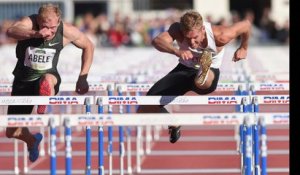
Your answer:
[34,28,51,39]
[233,47,247,62]
[75,74,89,94]
[175,49,194,60]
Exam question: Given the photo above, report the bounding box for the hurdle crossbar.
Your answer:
[1,82,289,93]
[0,96,94,105]
[0,113,289,127]
[96,95,289,106]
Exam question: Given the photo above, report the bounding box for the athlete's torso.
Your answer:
[177,22,225,70]
[13,14,64,81]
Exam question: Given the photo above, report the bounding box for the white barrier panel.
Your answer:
[116,83,247,92]
[0,96,94,105]
[107,82,291,92]
[0,114,60,127]
[1,82,289,93]
[97,95,248,105]
[60,82,115,91]
[97,95,289,106]
[0,113,289,127]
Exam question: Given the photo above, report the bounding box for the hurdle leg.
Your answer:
[14,139,19,175]
[98,126,104,175]
[23,142,28,174]
[145,125,152,154]
[253,124,260,175]
[125,96,133,174]
[260,117,267,175]
[243,116,253,175]
[126,127,132,174]
[153,125,162,141]
[65,118,72,175]
[85,126,91,175]
[39,127,45,156]
[136,126,142,173]
[97,99,105,175]
[50,118,57,175]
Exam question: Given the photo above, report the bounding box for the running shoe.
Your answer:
[168,126,181,143]
[194,49,212,86]
[37,80,51,114]
[28,133,43,162]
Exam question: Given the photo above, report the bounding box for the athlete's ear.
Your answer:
[201,25,205,32]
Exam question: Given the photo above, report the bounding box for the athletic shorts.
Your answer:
[7,73,61,114]
[146,63,220,96]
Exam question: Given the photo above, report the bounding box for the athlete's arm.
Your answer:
[6,15,51,40]
[63,22,94,76]
[152,22,193,60]
[6,16,36,40]
[213,19,251,62]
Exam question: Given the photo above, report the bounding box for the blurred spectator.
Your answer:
[243,10,263,45]
[95,14,111,47]
[259,7,278,43]
[276,19,289,44]
[0,8,289,47]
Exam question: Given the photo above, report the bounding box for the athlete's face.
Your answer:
[38,12,60,41]
[183,26,205,49]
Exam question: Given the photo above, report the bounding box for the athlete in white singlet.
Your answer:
[137,10,251,143]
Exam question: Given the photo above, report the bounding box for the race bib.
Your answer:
[24,47,56,70]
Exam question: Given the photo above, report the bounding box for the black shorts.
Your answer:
[7,73,61,114]
[147,63,220,96]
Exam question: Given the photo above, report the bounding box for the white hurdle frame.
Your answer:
[0,112,289,175]
[0,82,290,93]
[0,82,289,175]
[0,96,93,175]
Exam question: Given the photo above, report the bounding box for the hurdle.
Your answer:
[0,111,289,175]
[115,83,153,174]
[0,82,289,175]
[0,96,93,175]
[96,94,250,174]
[239,94,289,175]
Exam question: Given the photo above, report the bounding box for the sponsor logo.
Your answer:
[208,96,238,104]
[0,84,12,92]
[49,42,60,46]
[0,97,32,105]
[78,116,114,126]
[8,116,44,126]
[259,83,286,90]
[263,96,289,104]
[108,97,138,105]
[126,84,152,92]
[49,97,79,104]
[89,84,107,91]
[203,115,239,125]
[160,96,189,104]
[272,114,289,124]
[216,84,236,91]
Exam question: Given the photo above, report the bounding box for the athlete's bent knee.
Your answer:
[6,127,16,138]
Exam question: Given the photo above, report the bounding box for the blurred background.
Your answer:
[0,1,289,174]
[0,0,289,84]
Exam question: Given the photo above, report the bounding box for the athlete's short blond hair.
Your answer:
[180,10,203,33]
[38,3,62,22]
